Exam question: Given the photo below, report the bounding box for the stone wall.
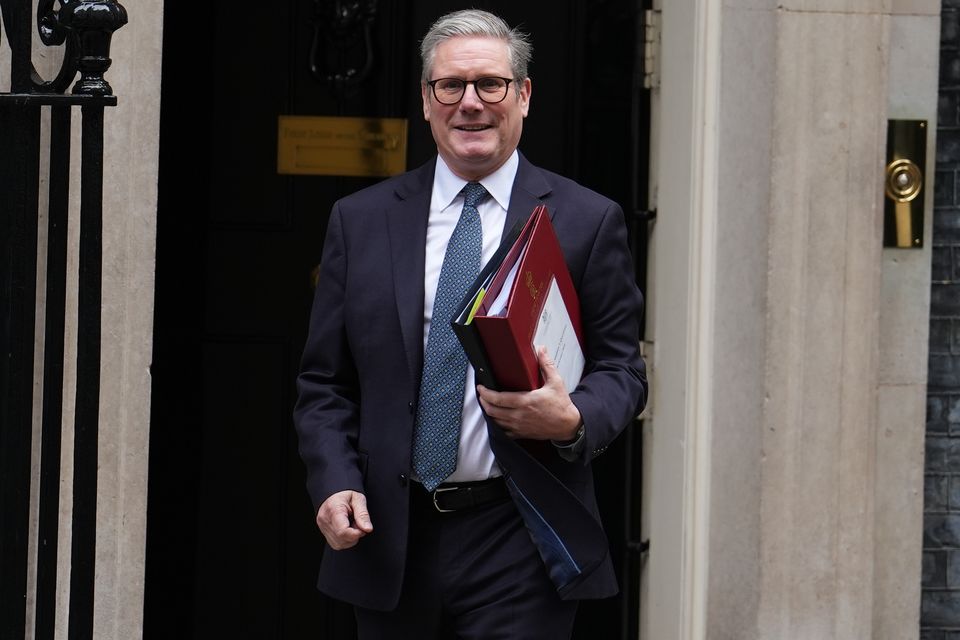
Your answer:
[646,2,937,637]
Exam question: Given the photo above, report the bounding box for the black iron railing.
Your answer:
[0,1,126,638]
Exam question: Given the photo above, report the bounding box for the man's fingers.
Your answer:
[477,384,525,410]
[350,492,374,533]
[536,345,554,369]
[317,490,372,550]
[536,345,564,388]
[327,527,363,550]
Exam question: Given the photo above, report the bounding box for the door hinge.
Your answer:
[643,9,661,90]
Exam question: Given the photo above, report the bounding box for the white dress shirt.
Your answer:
[418,151,518,483]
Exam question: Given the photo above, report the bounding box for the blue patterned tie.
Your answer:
[413,182,487,491]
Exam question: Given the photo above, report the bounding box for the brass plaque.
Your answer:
[278,116,408,177]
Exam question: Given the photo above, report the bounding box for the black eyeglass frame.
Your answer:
[426,77,516,105]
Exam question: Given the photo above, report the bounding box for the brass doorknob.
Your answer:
[884,158,922,248]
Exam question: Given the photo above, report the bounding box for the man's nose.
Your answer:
[459,83,484,110]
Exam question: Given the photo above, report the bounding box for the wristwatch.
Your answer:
[552,422,586,462]
[569,424,585,444]
[553,423,584,448]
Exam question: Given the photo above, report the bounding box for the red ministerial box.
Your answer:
[472,205,583,391]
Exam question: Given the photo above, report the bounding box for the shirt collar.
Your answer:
[433,151,519,212]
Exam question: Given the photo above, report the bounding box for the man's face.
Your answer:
[421,36,531,181]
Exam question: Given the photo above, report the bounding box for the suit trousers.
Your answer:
[354,484,578,640]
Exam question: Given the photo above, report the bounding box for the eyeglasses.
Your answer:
[426,77,515,105]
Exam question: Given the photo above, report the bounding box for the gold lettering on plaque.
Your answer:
[277,116,408,177]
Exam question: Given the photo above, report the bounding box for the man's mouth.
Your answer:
[454,124,493,132]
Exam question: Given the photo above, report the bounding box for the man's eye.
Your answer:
[437,80,463,92]
[477,78,503,92]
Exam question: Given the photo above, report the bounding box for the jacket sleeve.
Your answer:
[568,202,647,463]
[293,204,365,511]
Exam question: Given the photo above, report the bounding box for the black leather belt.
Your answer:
[412,477,509,513]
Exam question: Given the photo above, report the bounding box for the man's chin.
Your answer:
[446,155,501,180]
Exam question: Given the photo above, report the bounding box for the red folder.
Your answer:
[472,205,583,391]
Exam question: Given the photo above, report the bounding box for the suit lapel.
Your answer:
[387,159,435,390]
[503,153,554,242]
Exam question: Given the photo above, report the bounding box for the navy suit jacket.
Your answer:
[294,153,647,611]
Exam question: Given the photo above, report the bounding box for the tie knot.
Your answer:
[462,182,487,208]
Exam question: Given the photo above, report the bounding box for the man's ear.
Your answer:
[519,77,532,118]
[421,83,431,121]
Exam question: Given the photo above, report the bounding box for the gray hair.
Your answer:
[420,10,533,83]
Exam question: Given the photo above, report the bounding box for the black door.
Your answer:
[145,1,647,638]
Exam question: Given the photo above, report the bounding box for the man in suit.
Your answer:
[293,9,647,639]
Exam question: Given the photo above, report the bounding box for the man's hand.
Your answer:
[476,346,583,441]
[315,490,373,550]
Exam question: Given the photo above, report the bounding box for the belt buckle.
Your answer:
[431,486,458,513]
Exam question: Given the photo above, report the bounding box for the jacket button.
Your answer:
[408,402,415,414]
[399,473,408,487]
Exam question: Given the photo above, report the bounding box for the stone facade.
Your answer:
[922,2,960,637]
[648,2,939,637]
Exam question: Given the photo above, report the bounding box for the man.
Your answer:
[294,9,646,639]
